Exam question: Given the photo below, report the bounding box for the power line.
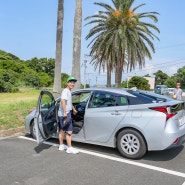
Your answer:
[86,58,185,76]
[156,43,185,50]
[125,59,185,74]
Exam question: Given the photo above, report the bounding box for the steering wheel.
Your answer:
[74,104,84,112]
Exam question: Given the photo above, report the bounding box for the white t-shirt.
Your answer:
[173,88,182,100]
[58,88,72,117]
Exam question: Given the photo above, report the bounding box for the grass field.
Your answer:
[0,90,41,130]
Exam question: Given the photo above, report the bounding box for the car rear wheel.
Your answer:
[117,129,147,159]
[30,120,36,139]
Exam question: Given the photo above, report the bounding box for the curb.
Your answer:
[0,126,25,138]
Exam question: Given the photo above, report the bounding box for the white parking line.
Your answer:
[182,182,185,185]
[19,136,185,179]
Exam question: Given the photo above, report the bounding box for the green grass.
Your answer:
[0,90,40,130]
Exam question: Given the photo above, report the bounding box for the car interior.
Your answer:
[71,92,91,134]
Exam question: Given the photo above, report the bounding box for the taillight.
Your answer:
[150,106,176,121]
[173,138,179,144]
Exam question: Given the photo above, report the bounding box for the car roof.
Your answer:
[72,87,136,97]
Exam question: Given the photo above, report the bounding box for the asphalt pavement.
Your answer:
[1,135,185,185]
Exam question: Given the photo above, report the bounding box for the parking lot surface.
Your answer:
[0,135,185,185]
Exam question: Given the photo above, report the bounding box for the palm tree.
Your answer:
[72,0,82,89]
[90,54,113,87]
[53,0,64,98]
[85,0,160,87]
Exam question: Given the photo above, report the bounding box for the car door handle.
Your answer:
[111,111,121,115]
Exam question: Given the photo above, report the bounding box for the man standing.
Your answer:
[58,76,79,154]
[172,82,182,100]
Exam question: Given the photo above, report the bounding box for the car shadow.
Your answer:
[39,137,185,161]
[143,145,184,161]
[65,140,184,161]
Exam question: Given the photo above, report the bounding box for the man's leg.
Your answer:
[59,130,65,145]
[66,131,72,147]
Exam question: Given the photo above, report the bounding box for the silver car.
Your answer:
[25,88,185,159]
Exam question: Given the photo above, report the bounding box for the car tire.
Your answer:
[30,120,36,139]
[117,129,147,159]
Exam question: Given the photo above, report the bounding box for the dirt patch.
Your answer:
[0,126,25,138]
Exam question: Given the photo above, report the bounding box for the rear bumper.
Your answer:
[167,134,185,149]
[146,119,185,151]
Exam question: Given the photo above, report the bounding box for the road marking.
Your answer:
[182,182,185,185]
[19,136,185,178]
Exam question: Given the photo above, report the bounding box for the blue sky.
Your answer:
[0,0,185,86]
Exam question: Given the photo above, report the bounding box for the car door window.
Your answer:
[89,92,116,108]
[41,94,54,110]
[89,92,128,108]
[115,95,128,106]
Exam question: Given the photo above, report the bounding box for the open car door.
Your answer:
[34,90,58,144]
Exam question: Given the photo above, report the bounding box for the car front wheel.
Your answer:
[30,120,36,139]
[117,129,147,159]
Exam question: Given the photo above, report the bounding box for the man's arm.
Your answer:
[61,99,67,117]
[72,105,78,115]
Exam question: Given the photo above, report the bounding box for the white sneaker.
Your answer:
[66,147,79,154]
[59,144,67,151]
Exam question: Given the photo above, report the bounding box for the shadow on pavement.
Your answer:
[34,142,52,153]
[40,137,185,161]
[143,145,184,161]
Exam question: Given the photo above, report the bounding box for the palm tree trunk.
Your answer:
[53,0,64,98]
[72,0,82,89]
[115,55,124,88]
[115,64,122,88]
[107,62,111,87]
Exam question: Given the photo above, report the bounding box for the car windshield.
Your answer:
[72,92,91,103]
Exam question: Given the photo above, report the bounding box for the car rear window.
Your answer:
[127,91,156,105]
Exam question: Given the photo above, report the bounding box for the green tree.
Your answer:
[143,74,151,77]
[0,50,20,61]
[61,73,70,88]
[22,69,40,87]
[121,80,127,88]
[0,69,19,92]
[154,70,169,85]
[128,76,150,90]
[165,77,176,88]
[38,72,53,87]
[85,0,159,87]
[25,58,55,77]
[174,66,185,89]
[72,0,82,89]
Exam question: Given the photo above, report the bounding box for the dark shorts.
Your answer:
[58,112,73,131]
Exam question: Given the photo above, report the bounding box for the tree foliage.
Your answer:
[128,76,150,90]
[85,0,159,87]
[154,70,169,85]
[0,50,66,92]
